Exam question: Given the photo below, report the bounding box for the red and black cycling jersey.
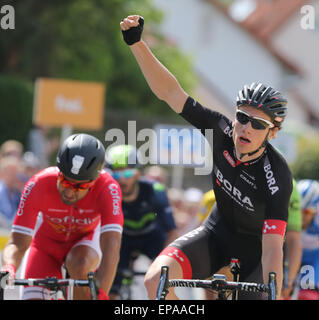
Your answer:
[179,96,292,238]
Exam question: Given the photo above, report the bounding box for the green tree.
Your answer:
[291,137,319,180]
[0,0,196,116]
[0,75,33,145]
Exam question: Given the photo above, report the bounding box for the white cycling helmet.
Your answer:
[297,179,319,210]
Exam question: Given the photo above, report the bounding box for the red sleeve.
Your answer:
[262,219,287,236]
[98,179,124,235]
[12,176,42,236]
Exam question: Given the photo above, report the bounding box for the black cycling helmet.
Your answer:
[236,82,288,126]
[56,133,106,181]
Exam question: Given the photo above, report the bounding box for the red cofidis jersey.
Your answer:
[12,167,123,242]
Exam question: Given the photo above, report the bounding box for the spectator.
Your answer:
[167,188,187,234]
[27,125,59,168]
[144,165,168,186]
[22,151,42,179]
[178,187,203,235]
[167,188,184,212]
[0,140,23,161]
[196,189,216,227]
[0,156,23,228]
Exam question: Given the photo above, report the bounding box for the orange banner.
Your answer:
[33,78,105,130]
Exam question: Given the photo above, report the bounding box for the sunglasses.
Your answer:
[236,110,274,130]
[57,172,95,191]
[112,169,138,180]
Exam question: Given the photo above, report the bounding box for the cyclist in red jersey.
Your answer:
[120,15,292,300]
[1,134,124,300]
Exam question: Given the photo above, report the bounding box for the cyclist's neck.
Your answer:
[234,146,266,164]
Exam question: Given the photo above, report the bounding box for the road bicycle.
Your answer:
[0,271,98,300]
[155,259,277,300]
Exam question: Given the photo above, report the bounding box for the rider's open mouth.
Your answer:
[239,136,251,144]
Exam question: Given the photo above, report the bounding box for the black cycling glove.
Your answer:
[122,16,144,46]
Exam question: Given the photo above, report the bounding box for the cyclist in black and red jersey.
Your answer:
[120,15,292,300]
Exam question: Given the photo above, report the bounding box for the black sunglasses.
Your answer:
[236,110,274,130]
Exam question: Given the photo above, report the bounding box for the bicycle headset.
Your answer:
[235,82,288,159]
[56,133,106,181]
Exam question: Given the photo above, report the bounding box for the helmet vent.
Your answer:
[65,148,70,162]
[269,104,281,109]
[86,157,96,170]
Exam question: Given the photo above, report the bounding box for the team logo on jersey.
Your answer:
[45,214,100,234]
[159,246,193,279]
[71,155,85,175]
[176,226,205,242]
[263,161,279,195]
[108,183,121,215]
[263,221,277,233]
[223,125,233,138]
[17,181,36,216]
[218,118,233,138]
[240,172,257,190]
[263,219,286,236]
[223,150,236,167]
[215,167,254,211]
[168,249,184,262]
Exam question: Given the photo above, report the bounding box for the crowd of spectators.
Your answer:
[0,127,59,229]
[144,165,204,237]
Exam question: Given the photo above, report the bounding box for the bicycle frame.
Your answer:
[0,271,97,300]
[156,266,277,300]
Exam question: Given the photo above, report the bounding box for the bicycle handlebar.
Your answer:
[156,266,277,300]
[0,271,98,300]
[156,266,170,300]
[12,278,90,288]
[87,272,98,300]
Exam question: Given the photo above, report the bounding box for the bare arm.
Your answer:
[95,231,122,294]
[120,15,188,113]
[262,234,284,299]
[1,232,32,270]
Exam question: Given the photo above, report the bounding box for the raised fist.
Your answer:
[120,15,144,46]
